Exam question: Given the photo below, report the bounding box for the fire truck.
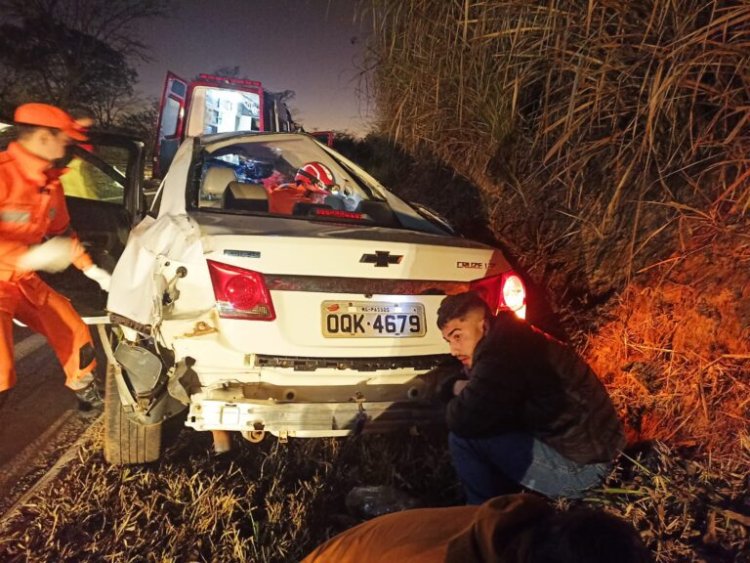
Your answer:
[153,72,298,177]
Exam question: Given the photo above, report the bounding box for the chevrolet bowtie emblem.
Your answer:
[360,251,403,267]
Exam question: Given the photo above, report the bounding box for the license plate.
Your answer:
[321,301,426,338]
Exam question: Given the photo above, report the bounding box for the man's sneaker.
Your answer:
[74,383,103,410]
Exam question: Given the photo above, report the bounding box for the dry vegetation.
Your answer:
[365,0,749,463]
[0,423,459,562]
[0,421,747,562]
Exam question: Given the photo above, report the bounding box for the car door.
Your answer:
[153,71,189,179]
[51,132,145,319]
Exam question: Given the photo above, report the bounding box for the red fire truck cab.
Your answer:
[154,72,297,177]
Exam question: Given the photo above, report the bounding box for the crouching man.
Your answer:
[437,291,625,504]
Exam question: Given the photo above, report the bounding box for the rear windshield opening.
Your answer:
[193,137,399,226]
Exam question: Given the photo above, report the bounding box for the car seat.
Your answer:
[223,181,269,212]
[201,167,237,208]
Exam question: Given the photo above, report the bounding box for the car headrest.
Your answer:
[224,182,269,212]
[202,167,237,196]
[226,181,268,201]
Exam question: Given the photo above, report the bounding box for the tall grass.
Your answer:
[365,0,750,459]
[368,0,749,281]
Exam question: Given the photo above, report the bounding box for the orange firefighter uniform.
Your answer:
[0,138,97,393]
[266,182,327,215]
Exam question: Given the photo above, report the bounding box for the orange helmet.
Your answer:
[295,161,335,192]
[14,102,88,141]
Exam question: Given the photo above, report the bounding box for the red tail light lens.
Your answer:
[470,272,527,319]
[207,260,276,320]
[314,208,364,220]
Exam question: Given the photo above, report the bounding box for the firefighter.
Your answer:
[266,161,336,215]
[0,102,112,408]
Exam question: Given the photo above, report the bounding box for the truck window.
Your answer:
[160,97,181,139]
[185,86,261,137]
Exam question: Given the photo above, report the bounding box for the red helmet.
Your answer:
[295,161,335,192]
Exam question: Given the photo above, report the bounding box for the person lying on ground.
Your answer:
[302,493,652,563]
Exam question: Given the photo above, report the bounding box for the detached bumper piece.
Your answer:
[113,341,183,425]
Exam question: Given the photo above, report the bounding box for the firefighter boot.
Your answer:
[74,382,103,411]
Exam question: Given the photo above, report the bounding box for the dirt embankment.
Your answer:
[587,221,750,456]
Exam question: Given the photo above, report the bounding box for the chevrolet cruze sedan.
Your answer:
[104,132,527,464]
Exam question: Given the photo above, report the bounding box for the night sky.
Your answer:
[133,0,373,136]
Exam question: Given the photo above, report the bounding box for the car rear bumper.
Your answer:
[185,382,445,436]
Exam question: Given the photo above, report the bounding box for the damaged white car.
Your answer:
[103,132,528,464]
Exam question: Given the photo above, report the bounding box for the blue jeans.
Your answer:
[449,432,610,504]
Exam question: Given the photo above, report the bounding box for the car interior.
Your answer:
[194,139,394,222]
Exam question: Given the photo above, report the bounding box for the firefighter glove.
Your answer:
[83,264,112,291]
[17,236,74,273]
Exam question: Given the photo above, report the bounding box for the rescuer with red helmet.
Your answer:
[0,102,111,408]
[294,161,336,192]
[267,161,336,215]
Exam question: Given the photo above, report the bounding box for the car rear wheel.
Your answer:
[103,360,163,465]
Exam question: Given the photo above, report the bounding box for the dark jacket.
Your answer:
[302,494,552,563]
[445,313,625,465]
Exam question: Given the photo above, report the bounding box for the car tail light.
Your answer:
[470,272,527,319]
[314,208,364,220]
[207,260,276,320]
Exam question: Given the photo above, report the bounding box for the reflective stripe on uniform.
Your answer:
[0,210,31,223]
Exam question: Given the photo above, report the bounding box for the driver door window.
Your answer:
[60,145,128,203]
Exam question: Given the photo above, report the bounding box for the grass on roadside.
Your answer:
[0,422,747,562]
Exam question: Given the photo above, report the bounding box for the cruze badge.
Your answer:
[360,251,403,267]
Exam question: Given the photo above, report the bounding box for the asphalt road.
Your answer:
[0,326,101,473]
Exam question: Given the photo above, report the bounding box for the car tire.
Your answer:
[103,360,163,465]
